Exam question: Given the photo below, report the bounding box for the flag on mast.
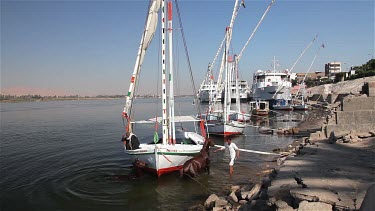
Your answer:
[241,0,246,8]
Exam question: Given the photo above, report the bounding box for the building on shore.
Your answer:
[325,62,342,80]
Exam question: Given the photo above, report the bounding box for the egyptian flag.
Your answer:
[241,0,246,8]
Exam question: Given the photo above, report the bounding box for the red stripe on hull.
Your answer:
[141,165,183,177]
[157,166,182,177]
[223,131,243,136]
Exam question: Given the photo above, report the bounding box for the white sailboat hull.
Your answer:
[229,112,251,122]
[125,143,203,177]
[206,121,245,136]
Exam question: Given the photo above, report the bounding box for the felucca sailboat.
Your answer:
[121,0,205,177]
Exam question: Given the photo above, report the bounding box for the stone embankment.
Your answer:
[189,78,375,211]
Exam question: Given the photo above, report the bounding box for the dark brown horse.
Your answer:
[179,138,215,178]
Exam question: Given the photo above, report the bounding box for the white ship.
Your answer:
[198,78,249,103]
[251,57,293,109]
[224,80,251,103]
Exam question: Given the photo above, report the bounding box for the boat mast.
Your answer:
[234,55,241,112]
[122,0,161,132]
[273,34,318,99]
[167,1,176,144]
[208,35,226,109]
[223,38,229,124]
[296,44,324,98]
[161,0,169,145]
[236,0,276,63]
[289,34,318,74]
[216,0,241,108]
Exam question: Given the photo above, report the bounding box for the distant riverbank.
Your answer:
[0,95,194,103]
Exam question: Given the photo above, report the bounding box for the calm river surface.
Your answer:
[1,98,307,211]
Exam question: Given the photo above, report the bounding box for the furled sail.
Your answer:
[123,0,162,129]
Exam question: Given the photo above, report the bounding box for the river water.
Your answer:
[1,98,307,210]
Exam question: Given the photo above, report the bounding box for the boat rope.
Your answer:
[295,44,324,97]
[214,144,280,156]
[155,145,176,166]
[174,0,201,115]
[272,34,318,99]
[183,173,215,194]
[236,0,276,62]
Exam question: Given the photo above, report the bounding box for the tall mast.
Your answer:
[234,55,241,112]
[236,0,276,63]
[167,1,176,144]
[223,39,229,124]
[296,44,324,97]
[216,0,241,106]
[289,34,318,74]
[122,0,161,132]
[273,34,318,99]
[161,0,168,145]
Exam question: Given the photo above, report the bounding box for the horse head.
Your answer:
[201,138,215,154]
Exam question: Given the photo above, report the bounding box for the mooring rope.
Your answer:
[183,173,215,194]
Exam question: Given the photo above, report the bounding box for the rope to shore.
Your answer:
[184,173,215,194]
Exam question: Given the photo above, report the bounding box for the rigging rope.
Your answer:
[174,0,200,115]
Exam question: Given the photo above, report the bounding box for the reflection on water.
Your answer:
[0,98,310,210]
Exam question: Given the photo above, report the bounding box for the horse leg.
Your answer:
[179,168,184,178]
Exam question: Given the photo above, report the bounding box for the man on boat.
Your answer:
[122,132,140,150]
[214,138,240,175]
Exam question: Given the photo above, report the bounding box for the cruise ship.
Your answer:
[251,68,293,109]
[198,80,250,103]
[224,80,251,103]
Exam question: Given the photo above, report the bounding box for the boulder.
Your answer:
[215,198,229,207]
[274,200,294,211]
[229,191,238,203]
[246,183,262,201]
[298,201,332,211]
[290,188,339,205]
[204,193,220,209]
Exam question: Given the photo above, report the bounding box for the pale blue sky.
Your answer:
[1,0,374,96]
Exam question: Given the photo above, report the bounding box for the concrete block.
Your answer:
[342,96,375,111]
[369,88,375,97]
[336,111,355,125]
[354,110,374,124]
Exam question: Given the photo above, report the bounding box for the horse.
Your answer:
[105,159,147,181]
[179,138,215,178]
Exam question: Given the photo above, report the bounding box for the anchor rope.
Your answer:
[183,173,215,194]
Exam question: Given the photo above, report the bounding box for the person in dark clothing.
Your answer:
[121,132,140,150]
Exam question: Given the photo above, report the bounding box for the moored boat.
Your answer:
[249,100,270,116]
[121,0,206,177]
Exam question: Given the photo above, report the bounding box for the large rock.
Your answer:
[204,194,220,209]
[229,191,238,203]
[245,183,262,201]
[290,188,339,205]
[274,200,294,211]
[298,201,332,211]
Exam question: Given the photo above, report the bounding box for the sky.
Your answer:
[1,0,374,96]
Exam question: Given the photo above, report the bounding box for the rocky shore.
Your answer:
[188,79,375,211]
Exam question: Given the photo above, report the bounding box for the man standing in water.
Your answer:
[214,138,240,175]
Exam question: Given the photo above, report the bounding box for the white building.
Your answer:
[325,62,342,80]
